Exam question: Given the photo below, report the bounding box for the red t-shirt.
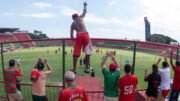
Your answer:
[172,65,180,90]
[58,85,88,101]
[118,75,138,101]
[4,68,21,93]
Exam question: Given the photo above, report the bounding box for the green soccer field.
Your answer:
[0,46,175,89]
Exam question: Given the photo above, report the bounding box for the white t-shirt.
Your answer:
[159,67,171,90]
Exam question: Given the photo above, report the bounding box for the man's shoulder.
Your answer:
[5,68,18,72]
[71,21,75,26]
[115,69,120,73]
[120,76,127,81]
[130,75,137,79]
[173,66,180,71]
[153,73,161,79]
[102,68,108,73]
[120,75,136,80]
[62,86,84,92]
[78,17,83,20]
[40,71,51,74]
[76,86,85,91]
[61,88,70,93]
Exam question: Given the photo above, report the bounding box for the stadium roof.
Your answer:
[0,28,19,33]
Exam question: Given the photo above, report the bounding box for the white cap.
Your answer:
[64,71,75,81]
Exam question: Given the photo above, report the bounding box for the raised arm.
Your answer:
[164,56,169,67]
[170,50,174,67]
[80,2,87,18]
[70,24,74,38]
[156,57,161,65]
[44,58,52,74]
[110,52,120,70]
[144,68,148,81]
[17,62,23,76]
[33,57,42,69]
[101,51,110,68]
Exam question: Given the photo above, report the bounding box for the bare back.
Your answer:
[32,71,51,96]
[72,17,87,33]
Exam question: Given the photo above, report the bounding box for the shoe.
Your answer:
[84,70,90,73]
[70,69,77,74]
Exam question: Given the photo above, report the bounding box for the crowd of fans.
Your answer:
[3,50,180,101]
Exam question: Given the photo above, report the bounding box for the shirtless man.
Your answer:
[31,57,52,101]
[70,2,93,73]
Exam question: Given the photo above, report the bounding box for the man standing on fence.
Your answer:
[169,50,180,101]
[4,59,23,101]
[101,51,120,101]
[70,2,93,74]
[118,64,138,101]
[31,57,52,101]
[58,71,88,101]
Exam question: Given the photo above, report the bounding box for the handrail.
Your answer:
[0,38,179,48]
[0,81,63,88]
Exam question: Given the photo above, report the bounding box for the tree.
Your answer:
[147,34,177,44]
[28,30,49,39]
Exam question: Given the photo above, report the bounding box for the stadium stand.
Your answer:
[3,43,12,48]
[13,33,34,46]
[138,43,167,51]
[104,41,133,47]
[137,42,177,52]
[0,28,35,47]
[0,35,17,43]
[13,43,22,47]
[35,41,62,46]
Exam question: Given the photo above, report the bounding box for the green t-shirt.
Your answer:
[102,68,120,97]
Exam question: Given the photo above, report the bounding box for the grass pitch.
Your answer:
[0,46,175,90]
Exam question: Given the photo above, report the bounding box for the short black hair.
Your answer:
[124,64,131,73]
[37,62,44,70]
[176,61,180,67]
[162,61,168,67]
[152,64,158,73]
[9,59,15,67]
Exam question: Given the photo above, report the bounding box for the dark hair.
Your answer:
[37,62,44,70]
[176,61,180,67]
[9,59,15,67]
[72,16,76,20]
[162,61,168,67]
[152,64,158,73]
[124,64,131,73]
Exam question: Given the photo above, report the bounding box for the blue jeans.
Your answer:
[169,89,180,101]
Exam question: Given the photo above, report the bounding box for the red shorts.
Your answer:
[73,32,93,57]
[162,90,169,99]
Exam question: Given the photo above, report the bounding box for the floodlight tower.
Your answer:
[144,17,151,41]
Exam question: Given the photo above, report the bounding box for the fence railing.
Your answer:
[0,81,63,101]
[0,81,148,101]
[0,38,179,101]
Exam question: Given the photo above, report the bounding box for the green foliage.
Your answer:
[28,32,49,39]
[147,34,177,44]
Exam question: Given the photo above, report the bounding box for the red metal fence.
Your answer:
[0,81,148,101]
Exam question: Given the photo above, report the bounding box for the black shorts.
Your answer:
[146,89,158,98]
[32,95,48,101]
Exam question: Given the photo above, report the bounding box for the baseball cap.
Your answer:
[64,71,75,81]
[30,70,39,83]
[72,13,79,18]
[109,63,118,72]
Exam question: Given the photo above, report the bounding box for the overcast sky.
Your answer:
[0,0,180,42]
